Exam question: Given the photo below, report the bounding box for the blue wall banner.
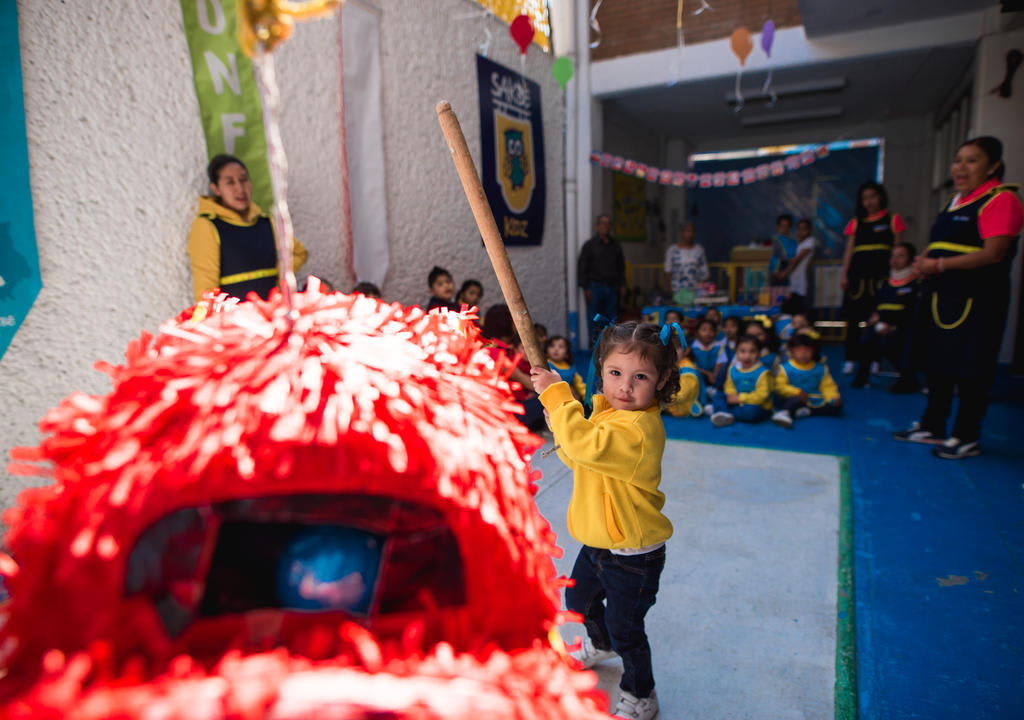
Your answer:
[0,2,41,361]
[476,54,545,246]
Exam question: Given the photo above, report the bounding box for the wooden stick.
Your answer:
[436,101,545,368]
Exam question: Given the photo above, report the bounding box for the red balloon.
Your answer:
[510,14,533,55]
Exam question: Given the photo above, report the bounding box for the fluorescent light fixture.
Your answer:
[740,106,844,127]
[725,77,847,105]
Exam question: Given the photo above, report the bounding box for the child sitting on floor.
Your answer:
[455,278,484,310]
[426,266,460,312]
[712,315,742,388]
[744,316,780,372]
[704,307,724,339]
[771,332,842,428]
[663,309,684,326]
[711,334,773,427]
[690,318,723,386]
[778,312,811,342]
[664,334,706,418]
[545,335,586,402]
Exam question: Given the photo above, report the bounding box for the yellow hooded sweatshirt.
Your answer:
[539,382,673,550]
[187,196,308,302]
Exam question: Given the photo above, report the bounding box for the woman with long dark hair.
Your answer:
[187,154,308,302]
[894,136,1023,458]
[839,181,906,374]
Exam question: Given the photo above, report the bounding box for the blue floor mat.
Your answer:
[577,347,1024,718]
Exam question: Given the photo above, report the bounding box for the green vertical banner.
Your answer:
[180,0,274,210]
[1,1,42,361]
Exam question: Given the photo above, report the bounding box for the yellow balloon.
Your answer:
[730,27,754,67]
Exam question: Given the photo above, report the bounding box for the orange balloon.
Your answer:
[730,27,754,66]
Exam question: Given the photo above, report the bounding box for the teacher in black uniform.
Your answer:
[894,137,1023,459]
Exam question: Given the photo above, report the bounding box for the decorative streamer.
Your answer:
[589,0,604,49]
[252,50,298,320]
[588,142,843,186]
[760,19,777,107]
[480,18,493,57]
[451,9,495,58]
[669,0,685,85]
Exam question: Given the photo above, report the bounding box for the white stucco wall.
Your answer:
[0,1,565,501]
[972,19,1024,364]
[377,0,566,326]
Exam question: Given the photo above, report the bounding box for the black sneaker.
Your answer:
[933,437,981,459]
[851,374,869,389]
[893,422,945,445]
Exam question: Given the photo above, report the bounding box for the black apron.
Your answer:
[205,213,280,300]
[923,184,1019,377]
[845,212,896,306]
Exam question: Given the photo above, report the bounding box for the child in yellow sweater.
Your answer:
[530,321,677,720]
[664,335,706,418]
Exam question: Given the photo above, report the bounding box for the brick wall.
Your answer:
[590,0,802,61]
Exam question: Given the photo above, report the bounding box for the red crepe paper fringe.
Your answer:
[0,285,595,717]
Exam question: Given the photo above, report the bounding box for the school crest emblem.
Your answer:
[495,113,534,213]
[476,54,545,246]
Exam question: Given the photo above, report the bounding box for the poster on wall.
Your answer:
[179,0,275,210]
[0,2,42,360]
[476,54,545,246]
[613,173,646,243]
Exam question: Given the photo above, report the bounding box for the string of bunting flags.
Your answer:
[588,144,831,188]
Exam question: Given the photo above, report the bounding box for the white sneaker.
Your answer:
[842,361,855,375]
[870,361,881,375]
[703,403,714,416]
[771,410,793,428]
[614,689,659,720]
[794,407,811,419]
[933,437,981,460]
[570,635,617,669]
[711,411,734,427]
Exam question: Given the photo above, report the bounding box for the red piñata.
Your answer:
[0,281,610,718]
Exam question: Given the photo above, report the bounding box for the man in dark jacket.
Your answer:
[577,214,625,348]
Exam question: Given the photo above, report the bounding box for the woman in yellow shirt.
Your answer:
[187,154,307,302]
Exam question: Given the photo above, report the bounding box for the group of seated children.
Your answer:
[426,265,484,314]
[664,310,841,429]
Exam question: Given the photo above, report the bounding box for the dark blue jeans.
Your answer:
[712,393,771,422]
[566,545,666,698]
[586,282,618,348]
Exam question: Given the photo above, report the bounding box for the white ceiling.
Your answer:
[602,43,976,146]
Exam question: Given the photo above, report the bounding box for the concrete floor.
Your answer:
[531,438,841,719]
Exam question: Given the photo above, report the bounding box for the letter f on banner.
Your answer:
[180,0,274,210]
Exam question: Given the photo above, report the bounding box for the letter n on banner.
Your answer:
[476,54,545,246]
[179,0,274,210]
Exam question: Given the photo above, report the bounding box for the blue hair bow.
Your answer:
[660,322,687,352]
[584,314,615,407]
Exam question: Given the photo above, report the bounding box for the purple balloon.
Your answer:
[761,19,775,57]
